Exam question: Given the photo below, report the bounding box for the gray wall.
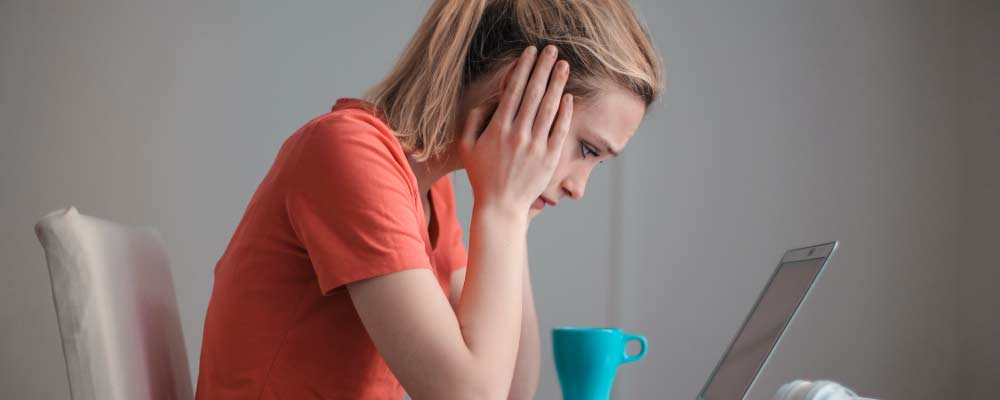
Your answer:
[618,1,964,399]
[957,0,1000,399]
[1,1,995,399]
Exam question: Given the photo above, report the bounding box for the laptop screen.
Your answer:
[699,257,827,400]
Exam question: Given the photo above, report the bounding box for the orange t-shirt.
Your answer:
[195,98,469,399]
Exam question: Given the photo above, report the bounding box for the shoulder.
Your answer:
[305,97,394,143]
[433,173,453,189]
[290,103,407,166]
[300,107,399,154]
[280,105,414,192]
[432,174,458,203]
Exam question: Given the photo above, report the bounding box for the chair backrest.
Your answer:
[34,206,193,400]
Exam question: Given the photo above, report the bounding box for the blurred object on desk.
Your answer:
[773,379,877,400]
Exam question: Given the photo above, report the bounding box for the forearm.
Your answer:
[507,251,540,400]
[455,204,527,395]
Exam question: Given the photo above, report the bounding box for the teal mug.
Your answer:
[552,327,648,400]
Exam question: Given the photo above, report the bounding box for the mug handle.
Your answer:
[621,333,647,364]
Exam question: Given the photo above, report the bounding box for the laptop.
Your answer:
[697,241,839,400]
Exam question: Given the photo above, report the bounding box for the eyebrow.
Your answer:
[593,136,622,158]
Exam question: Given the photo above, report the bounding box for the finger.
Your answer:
[513,45,559,136]
[547,94,573,154]
[493,46,537,132]
[532,59,569,143]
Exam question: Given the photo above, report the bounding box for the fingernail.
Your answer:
[525,46,537,55]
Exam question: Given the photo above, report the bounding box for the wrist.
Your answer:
[472,202,528,228]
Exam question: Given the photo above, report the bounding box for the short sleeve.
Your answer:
[283,113,431,294]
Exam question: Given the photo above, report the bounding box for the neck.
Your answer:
[407,145,462,198]
[408,88,483,197]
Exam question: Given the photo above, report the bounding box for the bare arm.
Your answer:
[507,252,541,399]
[348,207,526,399]
[450,251,541,400]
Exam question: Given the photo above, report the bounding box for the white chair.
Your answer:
[34,206,193,400]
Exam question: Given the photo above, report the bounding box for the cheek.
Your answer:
[549,147,576,186]
[558,139,579,170]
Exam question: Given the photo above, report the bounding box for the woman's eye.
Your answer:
[579,142,600,159]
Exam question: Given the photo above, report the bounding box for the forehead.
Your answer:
[570,85,646,146]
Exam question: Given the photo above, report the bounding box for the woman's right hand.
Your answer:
[458,44,574,217]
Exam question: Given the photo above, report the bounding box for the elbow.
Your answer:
[449,374,511,400]
[465,384,511,400]
[413,383,506,400]
[506,381,538,400]
[409,363,512,400]
[457,353,517,400]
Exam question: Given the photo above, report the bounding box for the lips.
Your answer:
[531,196,558,211]
[531,197,546,210]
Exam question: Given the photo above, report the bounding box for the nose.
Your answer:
[560,176,586,200]
[559,162,597,201]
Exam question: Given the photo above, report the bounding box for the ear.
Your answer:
[496,59,518,97]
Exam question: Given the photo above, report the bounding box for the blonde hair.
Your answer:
[362,0,665,162]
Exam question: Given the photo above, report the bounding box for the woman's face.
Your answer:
[528,84,646,219]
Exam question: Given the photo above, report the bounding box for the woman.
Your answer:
[195,0,663,398]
